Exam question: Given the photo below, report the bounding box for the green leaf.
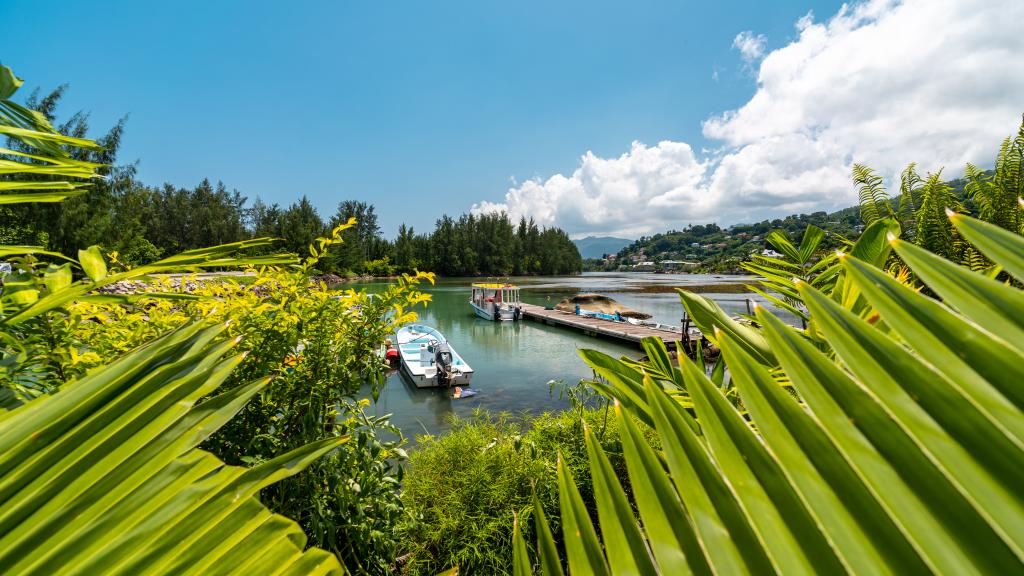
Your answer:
[686,338,844,574]
[840,253,1024,439]
[797,280,1024,572]
[43,264,72,294]
[797,225,826,264]
[532,493,564,576]
[727,315,929,574]
[0,190,89,204]
[0,65,23,99]
[616,400,708,575]
[890,237,1024,348]
[951,211,1024,282]
[513,513,532,576]
[766,230,802,262]
[849,217,901,267]
[557,451,609,575]
[0,321,343,575]
[0,246,74,261]
[831,217,900,312]
[578,348,654,427]
[583,421,657,575]
[78,245,107,282]
[746,285,809,322]
[644,374,771,574]
[678,289,775,366]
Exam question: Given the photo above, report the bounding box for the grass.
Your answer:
[397,406,658,575]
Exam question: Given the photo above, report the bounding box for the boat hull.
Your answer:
[471,301,496,321]
[470,301,519,321]
[399,359,473,388]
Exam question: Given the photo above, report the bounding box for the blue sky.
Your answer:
[3,0,1021,238]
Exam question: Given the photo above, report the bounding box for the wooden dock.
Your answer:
[519,303,696,350]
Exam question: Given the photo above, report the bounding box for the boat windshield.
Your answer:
[399,324,445,345]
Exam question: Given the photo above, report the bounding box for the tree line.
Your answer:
[1,86,581,276]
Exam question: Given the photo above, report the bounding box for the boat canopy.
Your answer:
[471,283,520,305]
[471,282,519,289]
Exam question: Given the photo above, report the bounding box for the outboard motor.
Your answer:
[434,341,454,386]
[513,306,522,321]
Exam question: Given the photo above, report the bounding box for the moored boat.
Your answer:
[395,324,474,388]
[470,282,522,321]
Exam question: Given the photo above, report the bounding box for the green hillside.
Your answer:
[592,173,979,273]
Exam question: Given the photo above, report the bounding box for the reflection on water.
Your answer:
[358,272,788,441]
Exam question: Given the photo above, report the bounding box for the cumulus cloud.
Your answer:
[472,0,1024,237]
[732,30,767,65]
[472,141,710,238]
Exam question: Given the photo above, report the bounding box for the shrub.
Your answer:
[361,256,397,277]
[0,222,434,574]
[398,406,656,575]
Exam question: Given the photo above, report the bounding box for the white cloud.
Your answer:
[732,30,767,65]
[472,0,1024,237]
[472,141,709,238]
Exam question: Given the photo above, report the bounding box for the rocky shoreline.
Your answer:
[92,273,391,296]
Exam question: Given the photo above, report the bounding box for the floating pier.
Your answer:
[518,303,698,350]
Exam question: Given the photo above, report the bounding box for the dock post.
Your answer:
[681,313,692,357]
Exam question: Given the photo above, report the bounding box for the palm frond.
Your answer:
[852,163,893,225]
[0,322,345,575]
[517,212,1024,575]
[0,64,104,203]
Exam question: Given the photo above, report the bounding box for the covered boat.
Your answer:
[395,324,474,388]
[469,282,522,321]
[554,293,651,320]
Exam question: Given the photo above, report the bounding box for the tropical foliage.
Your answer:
[400,401,657,576]
[1,218,435,573]
[1,64,349,574]
[513,208,1024,575]
[0,64,104,204]
[510,117,1024,575]
[854,117,1023,270]
[0,322,345,576]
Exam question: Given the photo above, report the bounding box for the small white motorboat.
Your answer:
[470,282,523,321]
[396,324,474,388]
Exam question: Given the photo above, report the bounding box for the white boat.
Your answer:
[395,324,474,388]
[469,282,522,321]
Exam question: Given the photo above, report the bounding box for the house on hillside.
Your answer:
[661,260,699,272]
[761,249,783,259]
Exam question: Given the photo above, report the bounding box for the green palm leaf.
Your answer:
[0,321,345,575]
[1,64,105,202]
[517,200,1024,575]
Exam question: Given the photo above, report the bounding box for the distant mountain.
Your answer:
[573,236,633,259]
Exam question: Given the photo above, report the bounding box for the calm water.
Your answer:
[357,272,778,440]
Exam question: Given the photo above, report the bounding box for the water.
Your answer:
[357,272,779,440]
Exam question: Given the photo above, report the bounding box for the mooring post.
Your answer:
[681,312,692,356]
